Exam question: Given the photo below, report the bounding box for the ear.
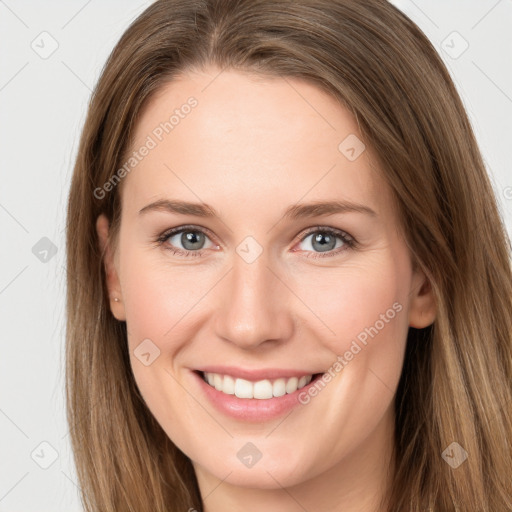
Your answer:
[408,268,436,328]
[96,214,126,321]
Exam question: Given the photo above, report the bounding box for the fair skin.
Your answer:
[97,66,436,512]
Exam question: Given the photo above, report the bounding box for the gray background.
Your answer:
[1,1,511,510]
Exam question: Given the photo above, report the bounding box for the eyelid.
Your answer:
[157,224,218,243]
[156,224,357,257]
[294,225,355,244]
[156,224,220,251]
[291,225,357,257]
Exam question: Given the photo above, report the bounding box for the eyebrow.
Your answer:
[138,199,377,219]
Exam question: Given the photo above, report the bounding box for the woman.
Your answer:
[65,0,512,510]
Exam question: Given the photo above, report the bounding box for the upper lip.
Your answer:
[194,365,321,381]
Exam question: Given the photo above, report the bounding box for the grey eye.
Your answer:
[167,230,213,251]
[299,231,344,253]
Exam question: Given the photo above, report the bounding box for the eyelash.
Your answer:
[154,224,357,259]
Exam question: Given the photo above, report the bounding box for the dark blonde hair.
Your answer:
[65,1,512,510]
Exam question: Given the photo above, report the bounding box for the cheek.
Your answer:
[120,246,206,342]
[115,233,413,485]
[292,253,411,462]
[118,246,219,417]
[292,249,411,433]
[118,248,202,441]
[290,256,409,357]
[119,240,412,364]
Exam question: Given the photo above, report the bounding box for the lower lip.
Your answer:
[192,371,322,422]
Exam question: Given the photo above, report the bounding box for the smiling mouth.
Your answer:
[197,370,323,399]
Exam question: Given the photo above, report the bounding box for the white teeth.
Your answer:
[272,378,286,397]
[253,379,273,399]
[234,378,253,398]
[223,375,235,395]
[203,372,315,399]
[213,373,223,391]
[285,377,298,394]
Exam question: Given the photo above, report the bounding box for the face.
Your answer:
[97,66,436,494]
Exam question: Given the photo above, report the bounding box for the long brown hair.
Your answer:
[65,0,512,510]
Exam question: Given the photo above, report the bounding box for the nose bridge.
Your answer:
[213,249,293,349]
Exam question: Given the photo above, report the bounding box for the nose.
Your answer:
[213,252,294,350]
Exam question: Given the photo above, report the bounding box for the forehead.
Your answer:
[120,67,391,220]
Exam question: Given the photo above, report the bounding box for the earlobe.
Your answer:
[408,270,436,328]
[96,214,126,321]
